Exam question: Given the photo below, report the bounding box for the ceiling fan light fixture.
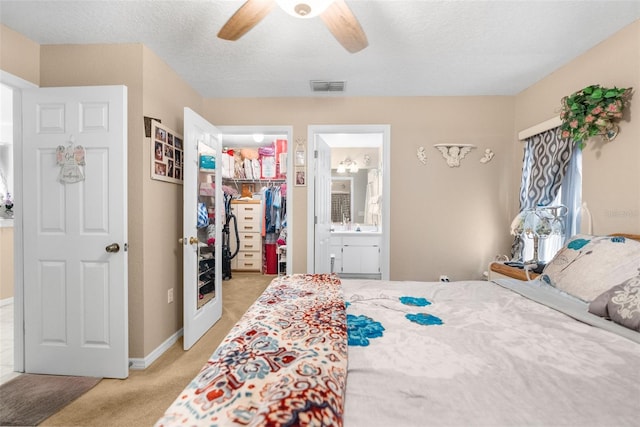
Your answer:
[276,0,333,19]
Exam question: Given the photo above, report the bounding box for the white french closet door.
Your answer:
[182,108,223,350]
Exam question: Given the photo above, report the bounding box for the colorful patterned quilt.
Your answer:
[155,274,347,427]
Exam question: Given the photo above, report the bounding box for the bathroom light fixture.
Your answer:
[349,160,358,173]
[337,157,358,174]
[275,0,333,18]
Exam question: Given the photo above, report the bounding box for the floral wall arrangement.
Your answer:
[560,85,633,150]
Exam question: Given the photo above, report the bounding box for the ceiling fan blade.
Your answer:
[217,0,277,41]
[320,0,368,53]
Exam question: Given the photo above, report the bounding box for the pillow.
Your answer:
[239,148,259,160]
[588,273,640,332]
[540,235,640,302]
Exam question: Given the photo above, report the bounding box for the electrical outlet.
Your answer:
[439,275,450,282]
[168,288,174,303]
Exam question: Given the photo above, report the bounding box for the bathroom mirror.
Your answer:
[330,146,382,228]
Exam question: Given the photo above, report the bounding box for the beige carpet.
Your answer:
[40,273,274,427]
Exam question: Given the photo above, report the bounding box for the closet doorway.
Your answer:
[217,126,293,282]
[306,125,390,280]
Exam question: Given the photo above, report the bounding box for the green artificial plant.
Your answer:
[560,84,632,149]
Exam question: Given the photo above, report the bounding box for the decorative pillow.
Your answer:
[540,235,640,302]
[239,148,259,160]
[588,273,640,332]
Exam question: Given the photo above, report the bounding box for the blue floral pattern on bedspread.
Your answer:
[347,314,385,346]
[346,293,443,346]
[399,296,431,306]
[567,238,590,250]
[406,313,443,325]
[155,274,347,427]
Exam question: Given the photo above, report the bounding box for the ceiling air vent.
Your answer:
[310,80,346,92]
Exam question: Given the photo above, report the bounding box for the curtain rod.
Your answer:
[518,116,562,141]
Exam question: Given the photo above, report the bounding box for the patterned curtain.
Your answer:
[331,193,351,223]
[511,127,575,260]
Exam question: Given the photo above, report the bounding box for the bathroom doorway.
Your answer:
[306,125,390,280]
[0,71,38,380]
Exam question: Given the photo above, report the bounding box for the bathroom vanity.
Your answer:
[330,227,381,278]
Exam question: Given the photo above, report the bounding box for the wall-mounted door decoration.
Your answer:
[151,120,184,184]
[56,136,86,183]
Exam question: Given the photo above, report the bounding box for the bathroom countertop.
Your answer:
[330,230,381,236]
[0,218,14,228]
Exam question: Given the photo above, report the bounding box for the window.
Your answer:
[521,147,582,263]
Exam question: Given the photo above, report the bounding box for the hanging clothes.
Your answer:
[262,185,286,234]
[272,186,281,232]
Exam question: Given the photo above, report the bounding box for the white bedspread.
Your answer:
[342,279,640,427]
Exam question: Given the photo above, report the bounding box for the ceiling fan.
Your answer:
[217,0,368,53]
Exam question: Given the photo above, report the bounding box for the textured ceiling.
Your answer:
[1,0,639,98]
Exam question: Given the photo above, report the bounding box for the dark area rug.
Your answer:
[0,374,101,426]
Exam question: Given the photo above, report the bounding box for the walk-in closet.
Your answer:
[196,131,289,298]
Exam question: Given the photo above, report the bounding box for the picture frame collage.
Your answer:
[151,120,183,185]
[294,138,306,187]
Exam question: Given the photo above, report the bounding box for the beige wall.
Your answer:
[0,226,14,300]
[0,25,40,85]
[141,45,202,355]
[203,96,516,281]
[514,21,640,235]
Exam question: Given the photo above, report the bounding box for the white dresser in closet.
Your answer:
[230,200,262,272]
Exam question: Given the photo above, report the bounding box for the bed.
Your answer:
[155,234,640,426]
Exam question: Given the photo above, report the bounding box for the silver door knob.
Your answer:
[105,243,120,253]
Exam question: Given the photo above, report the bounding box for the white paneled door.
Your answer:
[182,108,222,350]
[314,136,332,273]
[22,86,128,378]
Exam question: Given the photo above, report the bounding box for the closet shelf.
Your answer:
[222,178,286,183]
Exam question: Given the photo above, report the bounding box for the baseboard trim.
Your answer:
[129,328,183,370]
[0,297,14,307]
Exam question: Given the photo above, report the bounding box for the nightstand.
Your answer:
[488,262,540,282]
